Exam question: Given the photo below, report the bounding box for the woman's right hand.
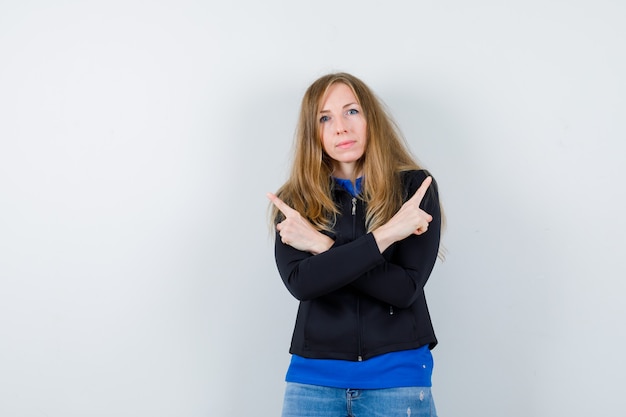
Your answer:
[372,176,433,253]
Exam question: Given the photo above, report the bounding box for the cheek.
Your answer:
[320,129,332,153]
[358,122,367,143]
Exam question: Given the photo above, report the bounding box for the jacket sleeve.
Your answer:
[274,170,441,305]
[274,230,387,301]
[349,172,442,308]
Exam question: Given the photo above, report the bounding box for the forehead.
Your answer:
[320,83,359,109]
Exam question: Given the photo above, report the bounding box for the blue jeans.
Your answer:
[281,382,438,417]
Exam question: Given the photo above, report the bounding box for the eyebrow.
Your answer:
[319,102,360,113]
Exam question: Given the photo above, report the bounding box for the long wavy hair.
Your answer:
[271,72,442,235]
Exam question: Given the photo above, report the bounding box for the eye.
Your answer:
[319,115,330,123]
[347,108,359,115]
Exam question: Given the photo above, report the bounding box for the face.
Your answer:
[318,83,367,178]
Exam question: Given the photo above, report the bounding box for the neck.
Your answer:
[333,162,360,182]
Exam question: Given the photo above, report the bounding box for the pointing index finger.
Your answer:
[409,176,432,205]
[267,192,297,217]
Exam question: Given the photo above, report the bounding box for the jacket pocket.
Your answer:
[303,295,358,353]
[362,301,418,349]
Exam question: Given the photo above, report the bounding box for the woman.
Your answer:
[268,72,443,417]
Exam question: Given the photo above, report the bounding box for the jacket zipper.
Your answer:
[351,197,357,239]
[357,297,362,361]
[351,196,363,361]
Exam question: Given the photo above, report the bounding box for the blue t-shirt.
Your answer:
[286,346,433,389]
[284,176,434,389]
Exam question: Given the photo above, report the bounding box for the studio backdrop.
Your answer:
[0,1,625,416]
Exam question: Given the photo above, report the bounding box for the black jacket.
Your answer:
[274,170,441,361]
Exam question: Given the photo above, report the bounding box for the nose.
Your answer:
[335,118,347,134]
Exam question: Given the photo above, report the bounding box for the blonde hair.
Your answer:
[272,72,441,234]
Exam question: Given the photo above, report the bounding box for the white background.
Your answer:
[1,1,625,416]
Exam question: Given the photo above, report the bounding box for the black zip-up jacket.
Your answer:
[274,170,441,361]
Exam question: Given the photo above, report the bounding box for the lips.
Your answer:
[336,140,356,149]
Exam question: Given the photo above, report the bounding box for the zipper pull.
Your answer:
[351,197,356,215]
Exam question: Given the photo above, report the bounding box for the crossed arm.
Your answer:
[268,174,441,306]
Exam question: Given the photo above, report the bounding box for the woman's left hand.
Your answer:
[267,193,334,255]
